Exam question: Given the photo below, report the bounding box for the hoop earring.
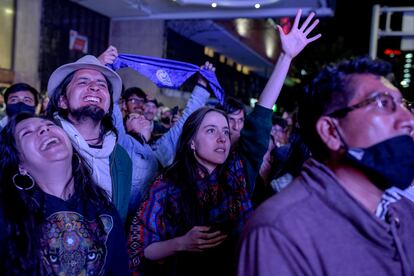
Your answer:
[13,172,35,191]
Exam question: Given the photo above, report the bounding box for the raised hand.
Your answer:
[97,45,118,65]
[177,226,227,252]
[277,9,321,59]
[198,61,216,87]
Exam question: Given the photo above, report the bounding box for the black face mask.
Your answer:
[346,135,414,190]
[6,102,36,117]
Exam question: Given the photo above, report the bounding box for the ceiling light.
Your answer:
[235,19,249,37]
[255,3,261,8]
[177,0,280,8]
[211,2,217,8]
[4,8,13,15]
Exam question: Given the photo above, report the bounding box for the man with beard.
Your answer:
[238,56,414,275]
[0,83,39,130]
[46,55,132,223]
[98,45,215,222]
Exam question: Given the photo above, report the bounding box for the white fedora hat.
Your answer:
[47,55,122,101]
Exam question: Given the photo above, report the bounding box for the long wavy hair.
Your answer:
[0,112,111,274]
[162,107,229,232]
[46,71,117,140]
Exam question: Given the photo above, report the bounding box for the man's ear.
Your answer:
[58,95,68,109]
[316,116,342,151]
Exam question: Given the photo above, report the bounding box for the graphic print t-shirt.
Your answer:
[39,192,129,275]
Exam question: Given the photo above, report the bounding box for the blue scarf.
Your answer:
[109,54,225,104]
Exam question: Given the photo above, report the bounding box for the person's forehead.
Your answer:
[9,90,35,99]
[202,111,228,126]
[228,109,244,119]
[145,102,157,108]
[16,118,47,130]
[348,74,400,102]
[73,68,106,80]
[129,94,145,100]
[272,124,284,131]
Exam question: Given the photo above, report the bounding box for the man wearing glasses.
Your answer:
[122,86,147,115]
[238,56,414,275]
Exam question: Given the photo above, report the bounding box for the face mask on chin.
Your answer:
[345,135,414,191]
[6,102,36,117]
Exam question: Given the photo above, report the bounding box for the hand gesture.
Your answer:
[98,45,118,65]
[177,226,227,252]
[171,113,180,126]
[198,61,216,87]
[277,9,321,59]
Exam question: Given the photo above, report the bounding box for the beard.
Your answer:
[69,105,106,123]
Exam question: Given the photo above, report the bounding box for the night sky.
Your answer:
[275,0,414,112]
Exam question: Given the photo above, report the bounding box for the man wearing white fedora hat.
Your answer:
[46,55,132,223]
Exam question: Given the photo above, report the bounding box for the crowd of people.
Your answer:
[1,9,414,276]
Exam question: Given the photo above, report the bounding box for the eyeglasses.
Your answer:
[127,98,145,105]
[327,92,414,118]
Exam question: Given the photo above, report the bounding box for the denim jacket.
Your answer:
[113,85,210,216]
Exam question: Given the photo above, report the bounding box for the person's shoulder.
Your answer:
[146,177,180,199]
[113,143,132,163]
[114,142,129,155]
[247,177,313,229]
[395,195,414,219]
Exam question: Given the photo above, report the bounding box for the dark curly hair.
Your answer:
[298,56,392,161]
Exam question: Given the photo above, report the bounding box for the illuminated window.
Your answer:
[226,58,234,67]
[219,54,226,63]
[0,0,15,69]
[204,47,215,58]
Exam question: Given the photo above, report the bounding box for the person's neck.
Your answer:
[329,161,383,214]
[32,162,75,200]
[68,114,102,144]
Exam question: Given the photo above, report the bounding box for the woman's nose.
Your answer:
[38,125,50,135]
[217,132,227,143]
